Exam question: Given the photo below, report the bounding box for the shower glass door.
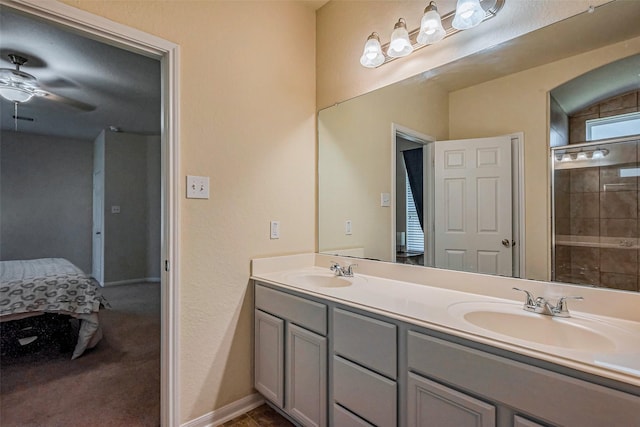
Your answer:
[551,136,640,291]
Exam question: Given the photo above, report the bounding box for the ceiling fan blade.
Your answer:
[40,90,96,112]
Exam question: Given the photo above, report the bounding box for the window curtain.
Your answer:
[403,148,424,230]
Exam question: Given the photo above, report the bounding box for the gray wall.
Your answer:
[0,131,93,272]
[103,132,160,283]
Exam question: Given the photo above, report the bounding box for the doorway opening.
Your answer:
[393,125,434,267]
[0,0,179,425]
[393,125,524,277]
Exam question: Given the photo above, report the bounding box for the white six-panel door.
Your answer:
[434,136,512,276]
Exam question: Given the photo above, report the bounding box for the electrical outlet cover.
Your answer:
[270,221,280,239]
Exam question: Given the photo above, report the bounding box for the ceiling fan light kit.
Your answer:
[359,0,505,68]
[0,54,46,103]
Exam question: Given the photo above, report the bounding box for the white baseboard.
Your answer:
[103,277,161,286]
[181,393,264,427]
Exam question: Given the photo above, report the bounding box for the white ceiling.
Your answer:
[0,7,161,140]
[1,1,639,141]
[399,0,640,115]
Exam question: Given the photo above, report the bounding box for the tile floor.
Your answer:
[222,404,295,426]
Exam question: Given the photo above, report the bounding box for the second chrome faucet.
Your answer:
[330,261,357,277]
[513,287,583,318]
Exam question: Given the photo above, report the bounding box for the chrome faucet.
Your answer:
[330,261,357,277]
[512,288,583,318]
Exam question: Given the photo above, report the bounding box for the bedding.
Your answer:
[0,258,109,359]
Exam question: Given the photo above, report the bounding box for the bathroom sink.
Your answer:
[284,272,362,288]
[448,301,617,352]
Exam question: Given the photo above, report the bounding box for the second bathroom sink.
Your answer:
[448,301,619,352]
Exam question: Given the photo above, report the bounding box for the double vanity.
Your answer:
[251,253,640,427]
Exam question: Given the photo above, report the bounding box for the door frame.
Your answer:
[391,123,435,264]
[1,1,181,425]
[92,168,104,285]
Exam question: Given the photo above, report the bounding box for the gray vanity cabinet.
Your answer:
[253,281,640,427]
[332,308,398,426]
[407,331,640,427]
[254,284,328,427]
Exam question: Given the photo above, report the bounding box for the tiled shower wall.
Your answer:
[554,90,640,291]
[554,152,639,291]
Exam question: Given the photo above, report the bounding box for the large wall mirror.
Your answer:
[318,0,640,291]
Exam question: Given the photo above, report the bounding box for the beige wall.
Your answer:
[449,36,640,280]
[316,0,607,109]
[60,0,317,422]
[318,80,448,261]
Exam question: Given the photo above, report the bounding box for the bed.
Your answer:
[0,258,109,359]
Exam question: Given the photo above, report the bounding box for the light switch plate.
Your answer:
[270,221,280,239]
[345,220,352,235]
[380,192,391,207]
[186,175,210,199]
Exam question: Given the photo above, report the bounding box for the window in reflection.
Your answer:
[587,112,640,141]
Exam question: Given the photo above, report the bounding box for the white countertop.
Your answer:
[251,254,640,388]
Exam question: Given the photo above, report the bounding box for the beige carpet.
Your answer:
[0,282,160,427]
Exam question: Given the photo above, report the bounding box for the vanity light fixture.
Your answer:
[359,0,505,68]
[555,148,609,162]
[387,18,413,58]
[417,2,446,45]
[360,32,385,68]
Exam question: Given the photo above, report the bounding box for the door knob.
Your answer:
[501,239,511,248]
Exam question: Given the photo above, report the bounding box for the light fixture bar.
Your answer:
[376,0,505,67]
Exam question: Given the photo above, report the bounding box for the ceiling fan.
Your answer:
[0,53,95,111]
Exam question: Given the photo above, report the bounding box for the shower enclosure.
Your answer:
[551,136,640,291]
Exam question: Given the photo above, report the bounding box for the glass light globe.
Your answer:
[0,87,33,103]
[360,33,385,68]
[417,3,446,45]
[452,0,485,30]
[387,19,413,58]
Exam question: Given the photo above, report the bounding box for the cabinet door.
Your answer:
[254,310,284,408]
[408,373,495,427]
[286,323,327,427]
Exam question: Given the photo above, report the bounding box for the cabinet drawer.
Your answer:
[333,308,397,378]
[333,404,375,427]
[255,284,327,335]
[407,372,495,427]
[513,415,545,427]
[333,356,397,427]
[408,331,640,427]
